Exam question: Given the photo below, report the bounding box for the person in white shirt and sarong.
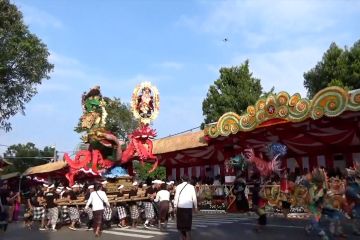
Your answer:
[174,175,198,240]
[154,183,170,231]
[85,184,110,237]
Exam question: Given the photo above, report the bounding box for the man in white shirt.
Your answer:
[174,175,197,240]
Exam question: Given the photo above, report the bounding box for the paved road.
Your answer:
[1,214,359,240]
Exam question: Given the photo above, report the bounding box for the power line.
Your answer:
[158,126,201,140]
[3,156,53,159]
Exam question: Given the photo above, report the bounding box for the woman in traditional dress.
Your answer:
[85,183,110,237]
[154,183,170,231]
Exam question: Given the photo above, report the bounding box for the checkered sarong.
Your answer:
[69,207,80,221]
[59,206,70,222]
[47,207,59,226]
[103,207,112,221]
[32,207,45,221]
[143,202,155,219]
[130,205,139,219]
[84,207,93,220]
[117,206,127,220]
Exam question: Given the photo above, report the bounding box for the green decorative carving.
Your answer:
[205,87,360,138]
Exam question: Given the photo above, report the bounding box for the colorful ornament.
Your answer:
[243,148,282,176]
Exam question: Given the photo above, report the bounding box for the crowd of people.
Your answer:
[0,175,199,239]
[0,166,359,240]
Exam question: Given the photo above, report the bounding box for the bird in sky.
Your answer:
[223,38,228,42]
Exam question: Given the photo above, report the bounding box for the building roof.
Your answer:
[22,161,68,176]
[153,131,207,155]
[0,172,20,180]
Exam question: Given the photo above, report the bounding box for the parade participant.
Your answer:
[65,184,81,230]
[85,183,110,237]
[57,187,71,225]
[280,170,291,219]
[167,181,175,221]
[129,181,139,228]
[36,184,47,231]
[25,186,43,229]
[116,185,128,228]
[305,168,328,240]
[43,184,59,232]
[252,182,267,232]
[154,183,170,231]
[345,168,360,236]
[174,175,197,240]
[0,181,12,224]
[323,190,346,238]
[143,180,158,229]
[0,194,7,232]
[101,180,108,192]
[84,185,94,231]
[233,175,249,212]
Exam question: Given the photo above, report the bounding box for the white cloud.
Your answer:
[178,0,360,48]
[29,103,55,114]
[154,94,204,138]
[17,3,64,29]
[37,82,71,93]
[49,52,81,67]
[155,61,184,70]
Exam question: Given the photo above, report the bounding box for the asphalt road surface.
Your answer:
[1,213,358,240]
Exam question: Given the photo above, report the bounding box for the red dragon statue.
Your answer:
[121,124,158,173]
[64,150,115,186]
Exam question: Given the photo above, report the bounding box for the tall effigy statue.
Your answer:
[120,81,160,172]
[64,86,124,186]
[63,83,160,186]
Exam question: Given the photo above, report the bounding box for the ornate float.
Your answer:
[63,82,160,186]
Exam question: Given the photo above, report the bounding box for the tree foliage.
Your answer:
[3,142,55,173]
[0,0,54,131]
[133,161,166,182]
[202,60,263,125]
[304,40,360,98]
[75,97,138,141]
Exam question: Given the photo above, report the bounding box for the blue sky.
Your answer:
[1,0,360,155]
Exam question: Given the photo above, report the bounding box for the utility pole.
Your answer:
[51,145,56,162]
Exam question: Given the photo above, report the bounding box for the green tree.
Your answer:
[3,142,55,173]
[133,161,166,182]
[105,98,139,141]
[0,0,54,131]
[202,60,263,124]
[304,40,360,98]
[75,97,138,141]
